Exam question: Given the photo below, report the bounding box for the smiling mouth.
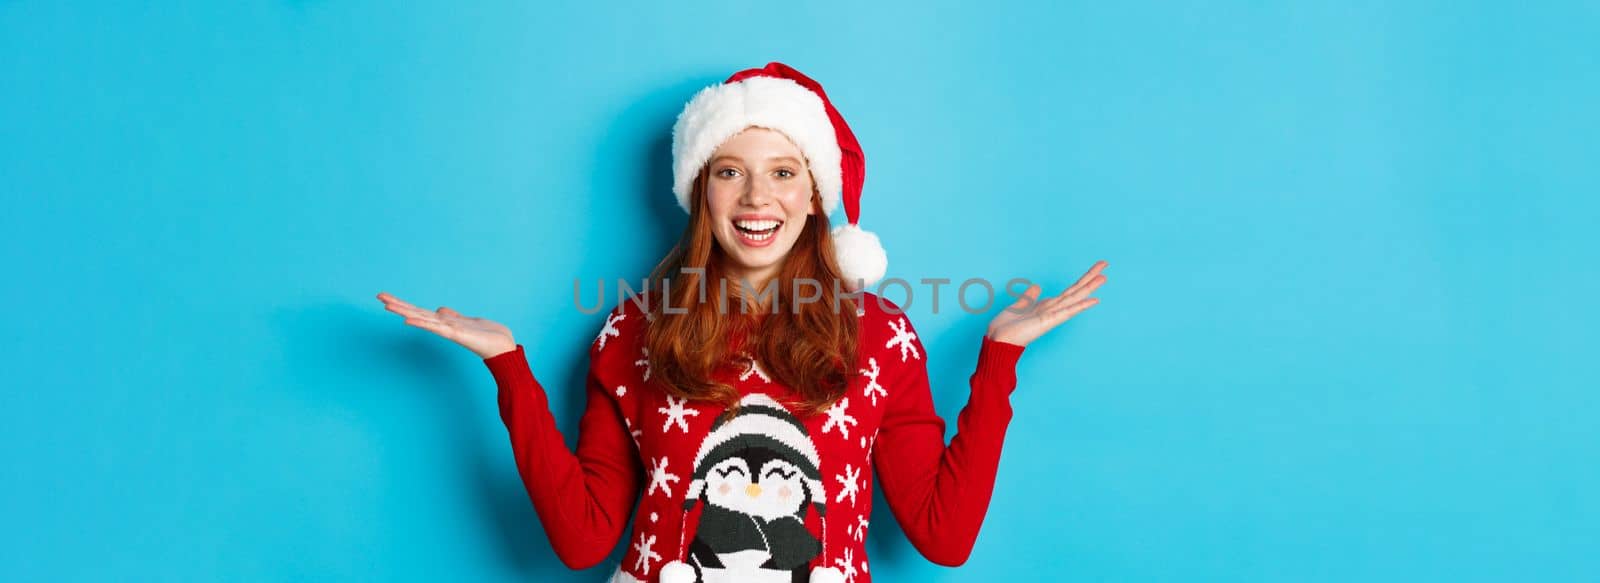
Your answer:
[733,219,783,241]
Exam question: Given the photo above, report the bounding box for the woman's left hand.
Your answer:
[987,260,1108,347]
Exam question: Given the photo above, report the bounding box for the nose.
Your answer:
[745,483,763,498]
[739,177,774,208]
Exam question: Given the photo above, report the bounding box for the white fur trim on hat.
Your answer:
[830,223,887,291]
[672,76,844,216]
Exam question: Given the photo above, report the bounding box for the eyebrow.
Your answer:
[710,155,803,166]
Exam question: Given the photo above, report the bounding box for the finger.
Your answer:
[438,306,462,319]
[1045,296,1100,323]
[1033,293,1066,312]
[1062,274,1108,301]
[379,293,433,318]
[1004,284,1042,313]
[1063,261,1109,297]
[382,300,434,320]
[1042,275,1100,310]
[378,292,426,312]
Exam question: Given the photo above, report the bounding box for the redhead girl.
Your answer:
[378,62,1106,583]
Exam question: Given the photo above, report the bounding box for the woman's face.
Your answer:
[704,126,817,286]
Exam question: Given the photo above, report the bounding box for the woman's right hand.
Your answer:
[376,291,518,359]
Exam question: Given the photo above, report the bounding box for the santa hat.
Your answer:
[671,61,887,291]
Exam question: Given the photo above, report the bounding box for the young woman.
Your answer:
[377,62,1107,583]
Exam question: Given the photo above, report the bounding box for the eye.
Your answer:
[763,466,796,480]
[716,167,741,178]
[775,168,795,178]
[716,465,748,478]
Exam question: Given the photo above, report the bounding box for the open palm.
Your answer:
[376,292,518,359]
[987,260,1108,347]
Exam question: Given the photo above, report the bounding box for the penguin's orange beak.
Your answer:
[745,483,762,498]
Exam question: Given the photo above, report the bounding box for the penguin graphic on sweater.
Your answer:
[657,393,845,583]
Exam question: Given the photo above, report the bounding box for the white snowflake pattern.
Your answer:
[624,419,643,451]
[657,395,700,434]
[859,357,885,406]
[632,532,661,575]
[634,347,651,381]
[595,312,625,351]
[850,515,870,542]
[833,547,859,583]
[821,397,858,439]
[885,317,920,362]
[623,418,642,446]
[615,385,627,397]
[834,464,862,506]
[647,457,680,498]
[739,354,772,384]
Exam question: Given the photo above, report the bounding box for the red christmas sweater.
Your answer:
[482,292,1026,582]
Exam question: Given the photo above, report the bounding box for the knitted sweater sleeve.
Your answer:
[870,317,1026,567]
[482,343,644,570]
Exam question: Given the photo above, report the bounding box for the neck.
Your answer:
[721,261,780,312]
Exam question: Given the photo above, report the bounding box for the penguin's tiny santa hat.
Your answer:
[681,392,827,514]
[671,61,887,292]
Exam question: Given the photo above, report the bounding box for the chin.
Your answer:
[726,253,784,276]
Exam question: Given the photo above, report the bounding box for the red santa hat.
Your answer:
[671,61,887,291]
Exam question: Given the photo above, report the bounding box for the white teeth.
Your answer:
[734,219,781,231]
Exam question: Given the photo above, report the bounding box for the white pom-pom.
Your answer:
[809,565,845,583]
[659,560,696,583]
[830,223,887,291]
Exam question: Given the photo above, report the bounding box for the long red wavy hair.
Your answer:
[643,164,860,418]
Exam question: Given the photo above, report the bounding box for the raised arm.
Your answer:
[870,329,1025,567]
[376,292,646,569]
[867,260,1106,565]
[484,345,644,570]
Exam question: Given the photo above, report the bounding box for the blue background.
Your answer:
[3,1,1597,581]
